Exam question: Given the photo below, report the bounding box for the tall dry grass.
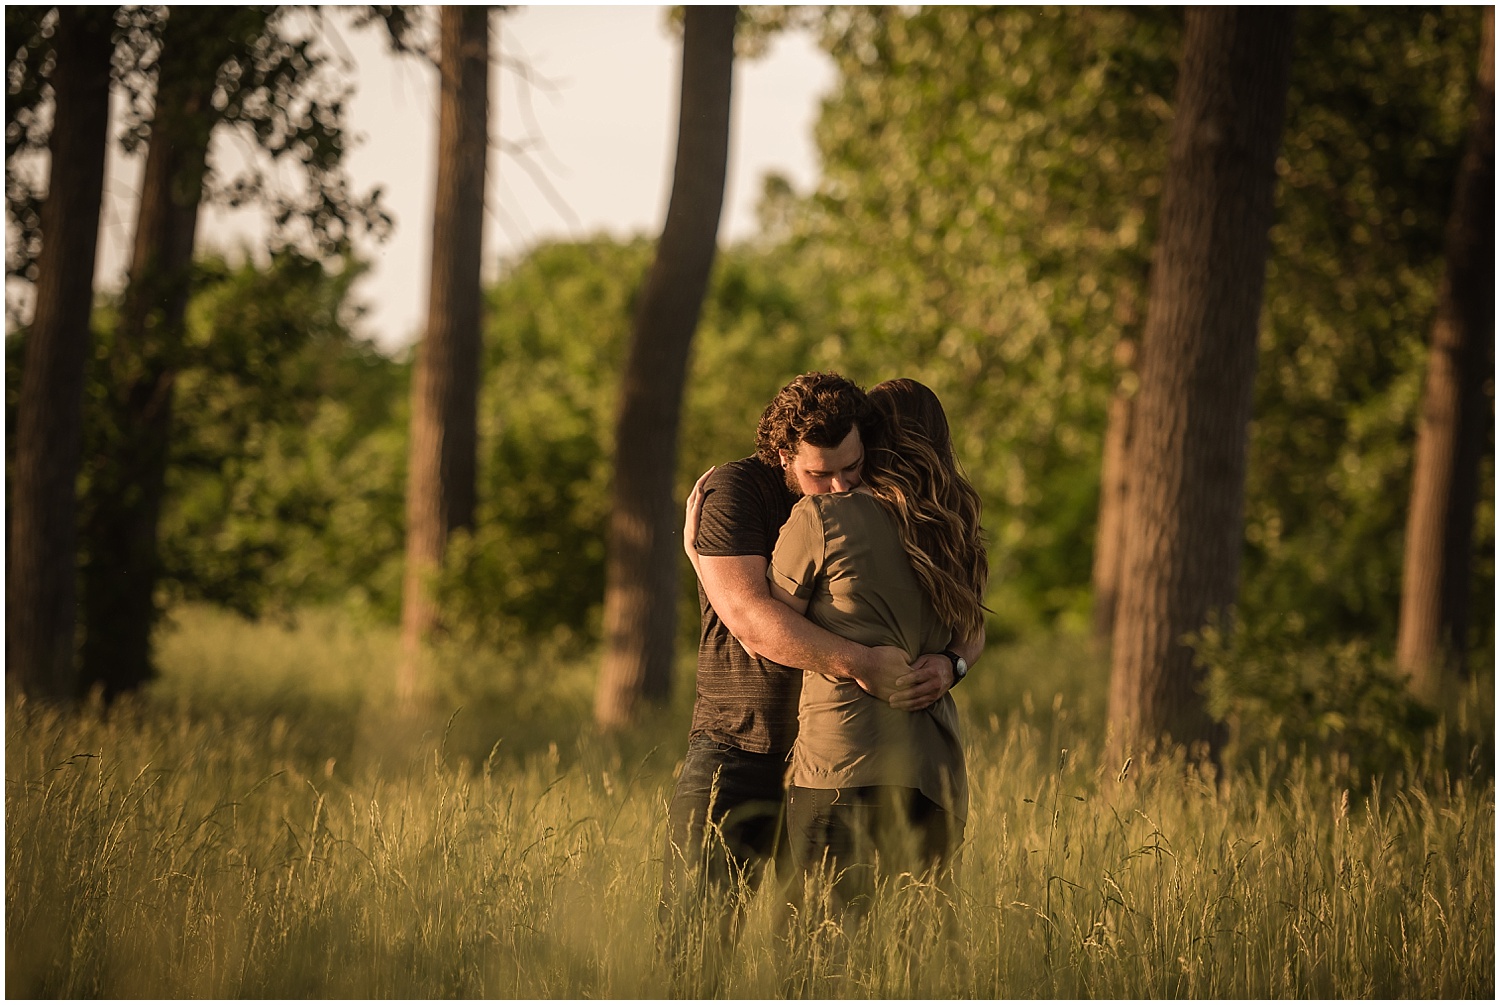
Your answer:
[6,605,1493,997]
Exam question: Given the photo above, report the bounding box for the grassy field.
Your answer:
[6,605,1494,997]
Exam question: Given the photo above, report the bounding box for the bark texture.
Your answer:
[78,9,238,699]
[398,5,489,701]
[1396,7,1495,702]
[595,6,737,729]
[1106,7,1295,758]
[1090,337,1137,652]
[7,8,114,700]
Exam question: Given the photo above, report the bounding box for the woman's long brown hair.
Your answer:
[865,379,989,640]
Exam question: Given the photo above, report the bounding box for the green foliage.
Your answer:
[435,239,647,647]
[85,235,826,652]
[775,7,1183,637]
[144,253,409,620]
[769,5,1491,653]
[437,238,824,650]
[41,7,1487,699]
[4,4,54,295]
[679,247,820,475]
[1196,614,1447,785]
[1243,6,1490,647]
[110,6,392,255]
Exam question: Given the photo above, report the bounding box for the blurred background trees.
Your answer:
[595,4,738,729]
[7,4,397,700]
[1104,6,1296,758]
[1397,7,1494,701]
[5,6,1491,763]
[6,7,114,700]
[398,4,490,702]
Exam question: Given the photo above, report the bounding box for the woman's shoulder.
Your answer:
[804,489,895,532]
[804,488,882,509]
[796,490,866,517]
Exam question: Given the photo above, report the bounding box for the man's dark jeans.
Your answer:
[658,733,791,975]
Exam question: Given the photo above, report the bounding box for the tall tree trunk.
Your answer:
[78,9,239,699]
[398,5,489,702]
[1397,7,1495,703]
[1090,336,1137,653]
[7,8,114,701]
[595,6,737,729]
[1106,7,1295,760]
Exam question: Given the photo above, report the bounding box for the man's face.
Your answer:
[780,427,864,497]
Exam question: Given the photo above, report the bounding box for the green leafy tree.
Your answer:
[154,252,407,620]
[6,5,59,310]
[1196,614,1435,786]
[399,4,490,702]
[434,237,820,657]
[777,6,1488,672]
[596,5,738,728]
[77,6,389,698]
[6,7,115,700]
[1106,7,1296,758]
[438,240,646,650]
[1396,6,1494,698]
[785,7,1181,638]
[1241,7,1490,654]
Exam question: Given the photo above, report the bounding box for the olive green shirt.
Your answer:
[769,491,968,821]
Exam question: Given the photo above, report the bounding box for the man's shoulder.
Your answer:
[707,455,780,493]
[697,455,793,558]
[704,455,791,511]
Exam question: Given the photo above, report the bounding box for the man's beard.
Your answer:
[783,466,804,498]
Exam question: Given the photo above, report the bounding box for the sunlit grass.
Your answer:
[6,605,1493,997]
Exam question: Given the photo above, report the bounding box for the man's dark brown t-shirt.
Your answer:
[690,455,801,756]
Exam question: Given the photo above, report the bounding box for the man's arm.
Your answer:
[698,553,913,700]
[684,465,947,702]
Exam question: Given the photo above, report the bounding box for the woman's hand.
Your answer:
[682,466,715,577]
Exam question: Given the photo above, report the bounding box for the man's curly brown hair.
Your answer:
[755,372,871,466]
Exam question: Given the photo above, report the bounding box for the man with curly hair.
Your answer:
[659,372,969,961]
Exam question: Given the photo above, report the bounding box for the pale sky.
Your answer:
[86,6,837,352]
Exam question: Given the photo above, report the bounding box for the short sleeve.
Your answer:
[769,497,825,600]
[696,462,774,557]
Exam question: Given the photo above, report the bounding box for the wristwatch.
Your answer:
[942,649,968,686]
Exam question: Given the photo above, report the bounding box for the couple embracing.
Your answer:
[662,371,987,929]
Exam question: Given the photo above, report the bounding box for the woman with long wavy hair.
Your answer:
[767,377,988,913]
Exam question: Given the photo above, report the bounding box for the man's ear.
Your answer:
[778,449,790,469]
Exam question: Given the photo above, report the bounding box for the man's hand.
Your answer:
[851,645,914,702]
[888,653,953,712]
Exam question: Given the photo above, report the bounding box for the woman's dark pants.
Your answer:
[786,783,963,917]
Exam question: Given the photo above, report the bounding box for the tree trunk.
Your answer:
[595,6,737,729]
[398,5,489,702]
[6,8,114,701]
[1090,337,1137,653]
[1106,7,1295,760]
[1397,7,1494,703]
[78,9,239,699]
